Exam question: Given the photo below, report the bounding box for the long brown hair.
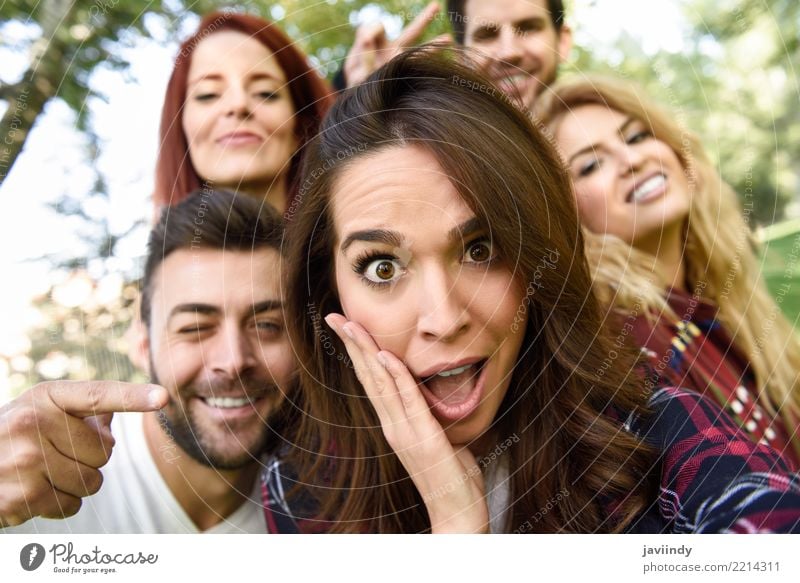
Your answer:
[283,49,655,532]
[153,11,334,209]
[538,75,800,460]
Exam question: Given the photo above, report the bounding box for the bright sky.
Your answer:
[0,1,690,401]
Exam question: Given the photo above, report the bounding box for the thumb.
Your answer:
[84,412,114,433]
[45,380,169,418]
[83,413,116,446]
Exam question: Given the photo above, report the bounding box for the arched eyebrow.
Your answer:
[340,217,484,253]
[340,229,403,253]
[447,217,483,243]
[567,117,637,165]
[187,72,282,86]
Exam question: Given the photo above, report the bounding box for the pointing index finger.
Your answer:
[46,380,169,418]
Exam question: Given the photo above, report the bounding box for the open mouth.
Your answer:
[417,359,489,422]
[627,174,667,203]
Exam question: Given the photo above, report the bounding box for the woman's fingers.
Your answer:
[376,350,430,421]
[324,314,397,428]
[324,314,489,530]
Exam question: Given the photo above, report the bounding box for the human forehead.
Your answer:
[464,0,553,29]
[188,30,287,84]
[331,147,476,243]
[555,104,632,153]
[149,247,282,321]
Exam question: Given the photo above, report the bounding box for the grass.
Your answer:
[760,223,800,329]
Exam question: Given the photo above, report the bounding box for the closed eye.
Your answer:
[577,156,602,177]
[626,129,652,145]
[256,91,281,101]
[177,325,214,339]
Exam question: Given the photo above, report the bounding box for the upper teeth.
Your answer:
[632,175,665,201]
[437,364,472,377]
[204,397,250,409]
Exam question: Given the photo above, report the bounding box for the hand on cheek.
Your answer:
[325,312,489,533]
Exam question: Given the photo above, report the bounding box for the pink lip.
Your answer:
[414,356,487,380]
[216,132,263,146]
[417,360,488,423]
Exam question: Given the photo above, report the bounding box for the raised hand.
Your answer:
[0,380,168,527]
[343,2,452,88]
[325,313,488,533]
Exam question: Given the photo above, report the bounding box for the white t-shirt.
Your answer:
[484,457,510,534]
[1,412,266,534]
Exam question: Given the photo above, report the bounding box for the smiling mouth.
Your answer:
[216,133,263,146]
[417,359,489,422]
[201,396,255,409]
[627,174,667,203]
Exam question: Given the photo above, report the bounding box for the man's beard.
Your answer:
[149,358,279,470]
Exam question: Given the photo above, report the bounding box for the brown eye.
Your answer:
[467,241,493,263]
[375,260,395,280]
[361,257,403,285]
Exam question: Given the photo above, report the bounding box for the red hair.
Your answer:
[153,11,333,208]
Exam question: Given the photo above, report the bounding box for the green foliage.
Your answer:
[761,228,800,328]
[569,1,799,225]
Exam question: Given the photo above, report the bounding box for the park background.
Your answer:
[1,0,799,402]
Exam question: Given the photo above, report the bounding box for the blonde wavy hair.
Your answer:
[537,75,800,458]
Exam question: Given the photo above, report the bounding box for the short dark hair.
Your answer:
[447,0,566,44]
[140,189,284,326]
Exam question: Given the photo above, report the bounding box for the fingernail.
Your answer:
[323,314,335,328]
[149,387,167,409]
[341,324,355,340]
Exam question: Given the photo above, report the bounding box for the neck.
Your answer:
[142,412,258,531]
[635,223,687,292]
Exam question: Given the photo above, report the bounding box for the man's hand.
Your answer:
[343,2,452,88]
[0,380,168,527]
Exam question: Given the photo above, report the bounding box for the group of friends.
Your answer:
[2,0,800,534]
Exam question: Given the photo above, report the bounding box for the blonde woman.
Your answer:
[538,75,800,468]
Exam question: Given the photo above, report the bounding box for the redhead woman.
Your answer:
[260,50,800,533]
[154,11,333,213]
[128,12,333,369]
[537,76,800,469]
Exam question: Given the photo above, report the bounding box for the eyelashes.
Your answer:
[351,238,498,290]
[352,252,403,288]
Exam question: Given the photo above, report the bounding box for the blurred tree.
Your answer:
[4,1,799,395]
[0,0,443,187]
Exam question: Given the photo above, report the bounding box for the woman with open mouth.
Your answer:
[265,49,800,533]
[538,77,800,470]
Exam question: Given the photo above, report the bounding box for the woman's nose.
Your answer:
[416,268,470,342]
